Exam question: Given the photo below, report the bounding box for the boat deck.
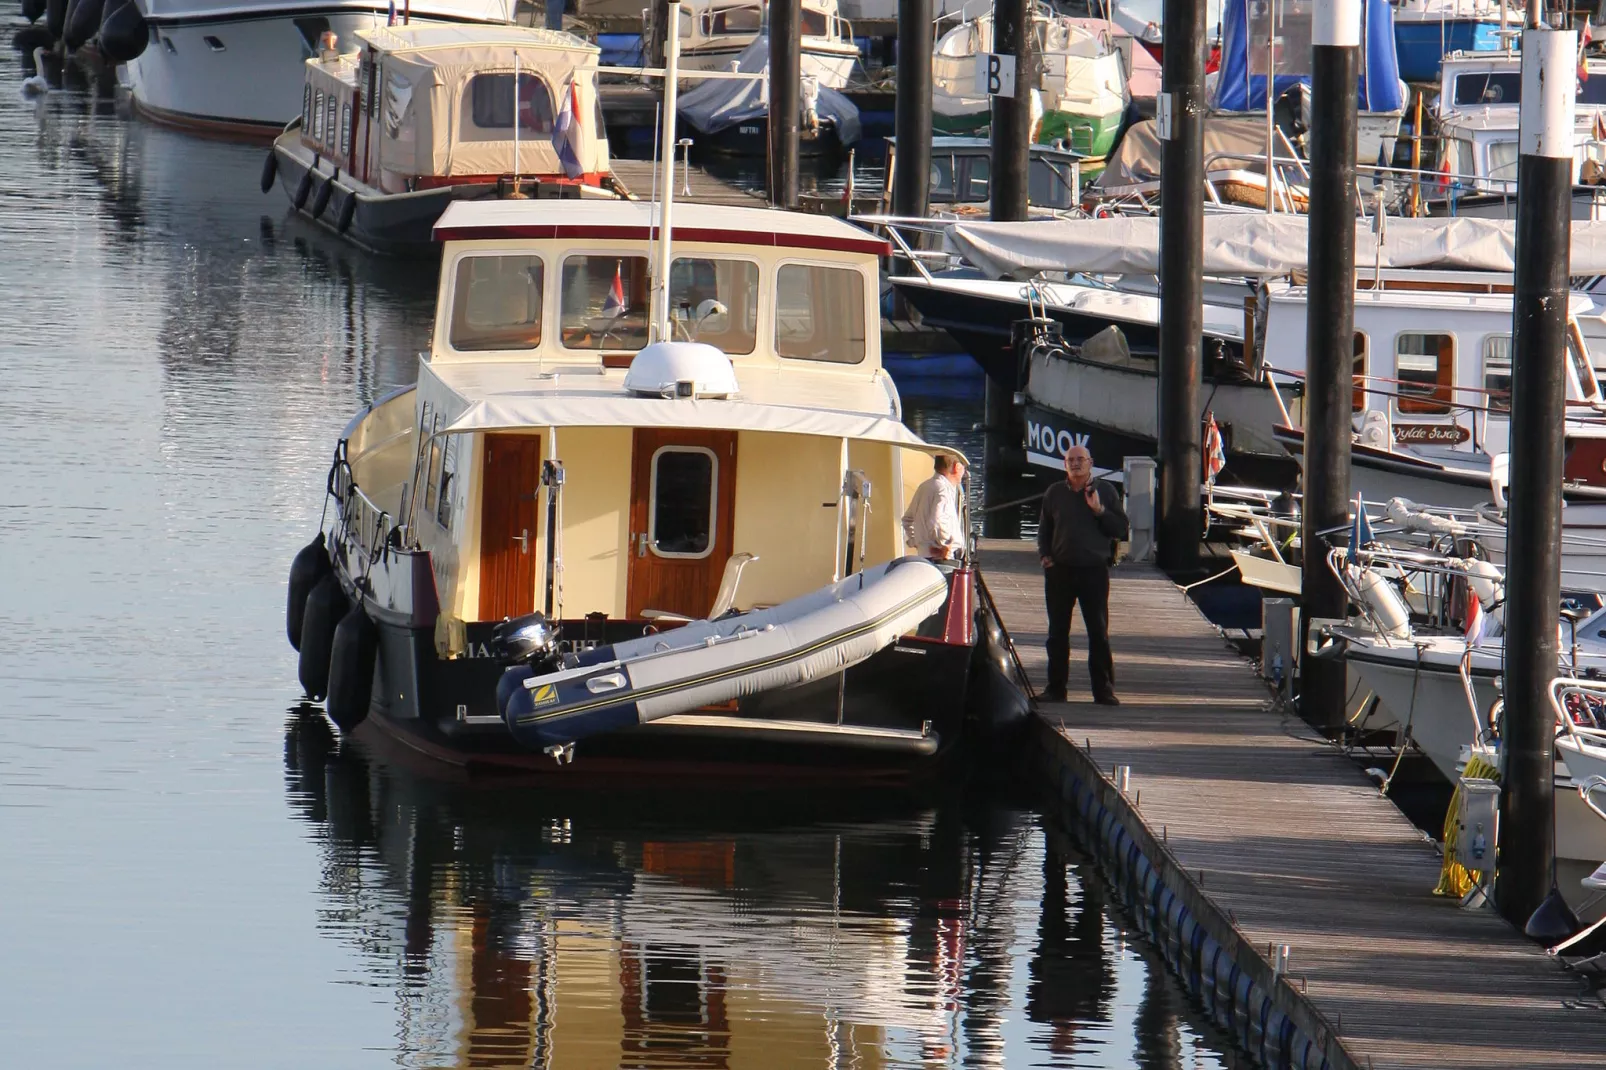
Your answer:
[978,536,1606,1069]
[608,157,768,208]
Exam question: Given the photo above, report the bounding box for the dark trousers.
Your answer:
[1044,564,1114,697]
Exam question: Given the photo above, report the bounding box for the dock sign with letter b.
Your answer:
[976,52,1016,97]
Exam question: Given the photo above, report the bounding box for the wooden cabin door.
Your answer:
[627,428,738,619]
[477,433,543,621]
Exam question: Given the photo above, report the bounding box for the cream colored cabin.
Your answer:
[299,25,611,195]
[343,201,959,630]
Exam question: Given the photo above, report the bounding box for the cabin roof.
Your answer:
[423,358,931,447]
[433,200,891,256]
[355,24,597,58]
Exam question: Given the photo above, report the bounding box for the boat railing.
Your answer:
[327,444,394,571]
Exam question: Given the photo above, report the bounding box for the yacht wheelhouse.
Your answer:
[650,0,861,88]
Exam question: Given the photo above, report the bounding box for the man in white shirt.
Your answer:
[901,454,967,561]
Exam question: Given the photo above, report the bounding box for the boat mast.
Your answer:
[651,1,684,342]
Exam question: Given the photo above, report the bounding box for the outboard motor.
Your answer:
[492,612,566,718]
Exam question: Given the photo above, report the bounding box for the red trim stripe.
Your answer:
[431,222,890,256]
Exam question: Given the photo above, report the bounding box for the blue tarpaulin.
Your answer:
[1213,0,1403,112]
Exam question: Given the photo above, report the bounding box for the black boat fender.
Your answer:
[297,572,349,701]
[310,174,334,219]
[21,0,47,25]
[286,531,331,650]
[13,24,54,53]
[63,0,104,51]
[45,0,67,41]
[97,0,147,62]
[260,151,278,195]
[325,607,378,731]
[292,170,313,211]
[335,186,356,233]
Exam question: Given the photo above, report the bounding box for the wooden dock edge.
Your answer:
[1027,714,1359,1070]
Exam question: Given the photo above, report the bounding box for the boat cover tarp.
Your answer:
[1092,114,1273,187]
[1213,0,1404,113]
[357,25,609,182]
[944,214,1606,278]
[677,37,861,144]
[443,393,929,446]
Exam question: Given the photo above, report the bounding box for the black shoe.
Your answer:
[1040,687,1068,703]
[1094,693,1121,707]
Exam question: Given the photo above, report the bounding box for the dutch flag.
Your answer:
[602,261,626,319]
[551,78,585,179]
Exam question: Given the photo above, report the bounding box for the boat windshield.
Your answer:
[449,255,544,351]
[705,5,761,34]
[1454,71,1606,107]
[560,255,650,350]
[669,258,759,353]
[775,264,866,364]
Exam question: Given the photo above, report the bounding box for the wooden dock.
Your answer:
[607,158,767,208]
[979,536,1606,1069]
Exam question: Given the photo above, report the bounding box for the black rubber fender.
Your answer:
[292,170,313,210]
[97,0,147,62]
[325,607,378,731]
[297,572,349,701]
[45,0,67,41]
[310,175,333,219]
[21,0,46,24]
[335,186,356,233]
[63,0,104,51]
[286,531,331,650]
[259,151,278,195]
[13,24,54,53]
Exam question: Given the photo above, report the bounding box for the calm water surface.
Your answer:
[0,55,1233,1068]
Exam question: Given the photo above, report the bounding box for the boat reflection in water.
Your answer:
[282,709,1235,1068]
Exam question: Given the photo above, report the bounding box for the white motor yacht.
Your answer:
[126,0,514,136]
[647,0,860,88]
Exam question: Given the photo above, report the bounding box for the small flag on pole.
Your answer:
[1348,494,1374,555]
[1465,588,1487,647]
[1203,411,1226,487]
[551,78,585,179]
[602,261,626,318]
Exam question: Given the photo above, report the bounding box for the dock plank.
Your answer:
[979,536,1606,1069]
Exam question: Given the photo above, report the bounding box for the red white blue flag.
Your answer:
[551,78,585,179]
[1203,411,1226,486]
[603,261,626,318]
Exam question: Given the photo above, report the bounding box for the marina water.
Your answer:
[0,56,1235,1068]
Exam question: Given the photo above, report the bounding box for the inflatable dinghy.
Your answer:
[500,557,951,753]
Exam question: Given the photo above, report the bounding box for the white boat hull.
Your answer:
[126,5,504,132]
[679,43,857,89]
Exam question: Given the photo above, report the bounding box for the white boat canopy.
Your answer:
[944,215,1606,279]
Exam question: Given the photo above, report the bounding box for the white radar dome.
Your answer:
[624,341,739,399]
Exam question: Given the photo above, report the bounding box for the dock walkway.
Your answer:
[979,536,1606,1069]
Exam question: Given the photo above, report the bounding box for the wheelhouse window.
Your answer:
[1453,71,1520,106]
[1482,335,1511,414]
[801,6,828,35]
[963,155,991,201]
[775,263,867,364]
[1352,333,1368,412]
[928,155,956,199]
[449,255,544,351]
[649,446,717,558]
[468,72,554,134]
[1028,157,1077,209]
[669,258,759,354]
[1487,140,1518,182]
[1395,333,1455,415]
[704,5,761,34]
[560,256,650,350]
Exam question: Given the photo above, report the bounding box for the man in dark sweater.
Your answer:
[1037,445,1129,705]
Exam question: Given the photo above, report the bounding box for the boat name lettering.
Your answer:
[1025,420,1090,459]
[1392,424,1469,445]
[461,637,601,658]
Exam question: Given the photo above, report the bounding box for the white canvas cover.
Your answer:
[943,214,1606,279]
[363,26,608,183]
